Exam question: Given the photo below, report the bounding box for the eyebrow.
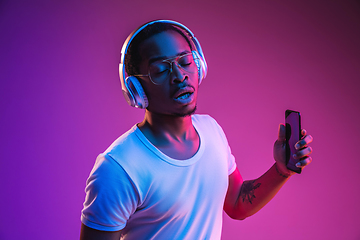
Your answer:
[148,50,191,65]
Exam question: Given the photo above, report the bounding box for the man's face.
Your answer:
[137,30,199,117]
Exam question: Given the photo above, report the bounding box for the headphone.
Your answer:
[119,20,208,109]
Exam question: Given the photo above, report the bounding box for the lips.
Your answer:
[173,86,195,99]
[173,86,195,104]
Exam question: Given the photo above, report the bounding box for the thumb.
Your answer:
[278,124,286,141]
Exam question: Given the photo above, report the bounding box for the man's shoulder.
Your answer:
[103,125,139,154]
[192,113,216,123]
[99,125,147,167]
[192,114,229,144]
[192,114,221,129]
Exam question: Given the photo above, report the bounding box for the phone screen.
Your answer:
[285,110,302,173]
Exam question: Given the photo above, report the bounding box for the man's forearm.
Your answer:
[233,163,290,219]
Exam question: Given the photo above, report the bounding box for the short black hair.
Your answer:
[124,21,193,76]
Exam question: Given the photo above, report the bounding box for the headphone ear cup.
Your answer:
[124,76,148,109]
[192,51,206,85]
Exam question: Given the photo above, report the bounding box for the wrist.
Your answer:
[275,162,291,178]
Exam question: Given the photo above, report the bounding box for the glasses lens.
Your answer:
[177,54,197,73]
[149,53,197,84]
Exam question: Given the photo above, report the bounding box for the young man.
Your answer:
[80,20,313,240]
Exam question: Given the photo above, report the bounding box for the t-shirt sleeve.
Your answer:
[208,116,237,175]
[81,154,139,231]
[214,116,236,175]
[226,145,237,175]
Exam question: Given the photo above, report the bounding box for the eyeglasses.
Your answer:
[134,52,198,85]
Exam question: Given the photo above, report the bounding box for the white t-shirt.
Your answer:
[81,114,237,239]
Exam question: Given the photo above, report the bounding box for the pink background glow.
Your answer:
[1,0,359,239]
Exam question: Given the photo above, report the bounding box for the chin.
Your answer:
[173,105,197,117]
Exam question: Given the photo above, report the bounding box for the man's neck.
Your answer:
[137,110,197,148]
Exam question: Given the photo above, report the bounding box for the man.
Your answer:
[80,20,313,240]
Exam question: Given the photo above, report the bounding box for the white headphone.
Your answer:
[119,20,208,109]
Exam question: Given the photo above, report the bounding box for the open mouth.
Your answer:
[173,86,195,103]
[175,92,192,100]
[174,86,194,98]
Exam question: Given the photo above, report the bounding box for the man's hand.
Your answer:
[273,124,313,177]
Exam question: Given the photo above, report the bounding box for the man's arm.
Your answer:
[224,163,289,220]
[224,124,313,220]
[80,223,122,240]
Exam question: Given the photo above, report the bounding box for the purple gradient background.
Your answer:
[1,0,359,239]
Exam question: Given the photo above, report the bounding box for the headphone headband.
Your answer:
[121,20,195,59]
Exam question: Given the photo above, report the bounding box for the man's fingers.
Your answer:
[301,129,307,136]
[295,135,313,150]
[295,156,313,168]
[293,146,312,159]
[278,124,286,141]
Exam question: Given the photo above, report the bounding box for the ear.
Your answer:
[124,76,148,109]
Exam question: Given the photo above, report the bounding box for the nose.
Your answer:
[170,62,186,83]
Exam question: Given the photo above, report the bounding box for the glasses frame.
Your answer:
[133,52,197,85]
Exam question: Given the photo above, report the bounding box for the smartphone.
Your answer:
[285,110,302,173]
